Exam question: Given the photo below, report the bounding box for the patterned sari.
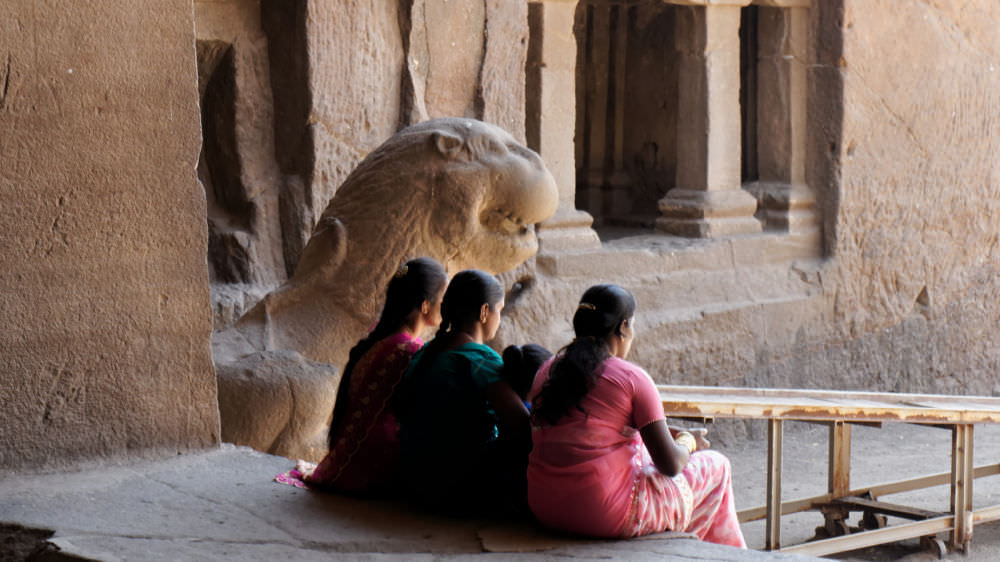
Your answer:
[275,332,422,494]
[624,447,745,547]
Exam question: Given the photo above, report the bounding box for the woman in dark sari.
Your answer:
[395,269,530,514]
[278,257,447,495]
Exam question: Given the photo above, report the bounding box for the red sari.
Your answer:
[276,332,422,494]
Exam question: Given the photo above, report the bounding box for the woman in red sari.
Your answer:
[288,257,447,495]
[527,284,746,547]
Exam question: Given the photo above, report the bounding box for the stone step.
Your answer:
[536,229,821,279]
[623,262,822,316]
[534,231,823,317]
[627,292,830,386]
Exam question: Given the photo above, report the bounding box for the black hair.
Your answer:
[531,284,636,427]
[328,257,447,448]
[439,269,504,333]
[501,344,553,400]
[395,269,504,416]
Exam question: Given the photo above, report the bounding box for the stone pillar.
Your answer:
[607,2,632,218]
[745,0,815,232]
[528,0,601,251]
[657,0,761,238]
[579,2,610,219]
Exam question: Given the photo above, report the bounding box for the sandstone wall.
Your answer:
[301,0,527,237]
[5,0,996,469]
[204,0,530,325]
[197,0,998,453]
[0,2,219,471]
[195,0,287,324]
[199,0,999,408]
[638,0,1000,403]
[801,0,1000,394]
[500,0,1000,442]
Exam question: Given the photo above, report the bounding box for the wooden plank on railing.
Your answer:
[780,516,953,557]
[833,496,943,520]
[659,385,1000,424]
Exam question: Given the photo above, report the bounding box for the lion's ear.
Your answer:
[431,131,464,160]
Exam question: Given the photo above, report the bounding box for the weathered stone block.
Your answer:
[216,351,337,460]
[0,0,218,470]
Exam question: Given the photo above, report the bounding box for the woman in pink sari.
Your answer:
[527,284,746,548]
[284,257,447,495]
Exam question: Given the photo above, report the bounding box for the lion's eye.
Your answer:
[487,137,507,155]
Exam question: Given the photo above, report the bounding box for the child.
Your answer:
[501,344,553,407]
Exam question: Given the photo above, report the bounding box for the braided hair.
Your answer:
[328,257,447,448]
[531,284,636,426]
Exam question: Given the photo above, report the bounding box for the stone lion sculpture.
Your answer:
[214,118,558,459]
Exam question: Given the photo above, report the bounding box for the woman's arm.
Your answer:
[640,420,691,477]
[487,380,531,450]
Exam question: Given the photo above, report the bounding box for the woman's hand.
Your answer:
[689,427,711,451]
[669,425,711,451]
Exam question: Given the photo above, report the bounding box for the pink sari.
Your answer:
[275,332,422,494]
[527,357,745,548]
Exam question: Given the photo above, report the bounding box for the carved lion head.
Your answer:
[242,118,557,366]
[309,117,558,276]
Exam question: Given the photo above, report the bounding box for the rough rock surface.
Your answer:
[0,446,817,561]
[198,0,532,327]
[501,0,1000,447]
[0,1,219,471]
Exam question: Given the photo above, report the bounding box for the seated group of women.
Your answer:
[296,257,746,548]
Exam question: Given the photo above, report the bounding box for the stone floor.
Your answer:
[0,445,810,561]
[4,421,1000,561]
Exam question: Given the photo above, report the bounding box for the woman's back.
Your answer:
[396,341,512,511]
[309,331,422,494]
[528,356,664,537]
[399,342,504,453]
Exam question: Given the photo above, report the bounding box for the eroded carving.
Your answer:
[217,118,557,366]
[213,118,558,458]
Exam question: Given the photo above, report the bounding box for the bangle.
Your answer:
[675,431,697,454]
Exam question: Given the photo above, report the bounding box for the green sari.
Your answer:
[397,342,521,512]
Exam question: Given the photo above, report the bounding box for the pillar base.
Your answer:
[656,188,762,238]
[537,207,601,252]
[745,181,816,232]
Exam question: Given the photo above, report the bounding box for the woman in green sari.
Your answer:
[395,269,530,514]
